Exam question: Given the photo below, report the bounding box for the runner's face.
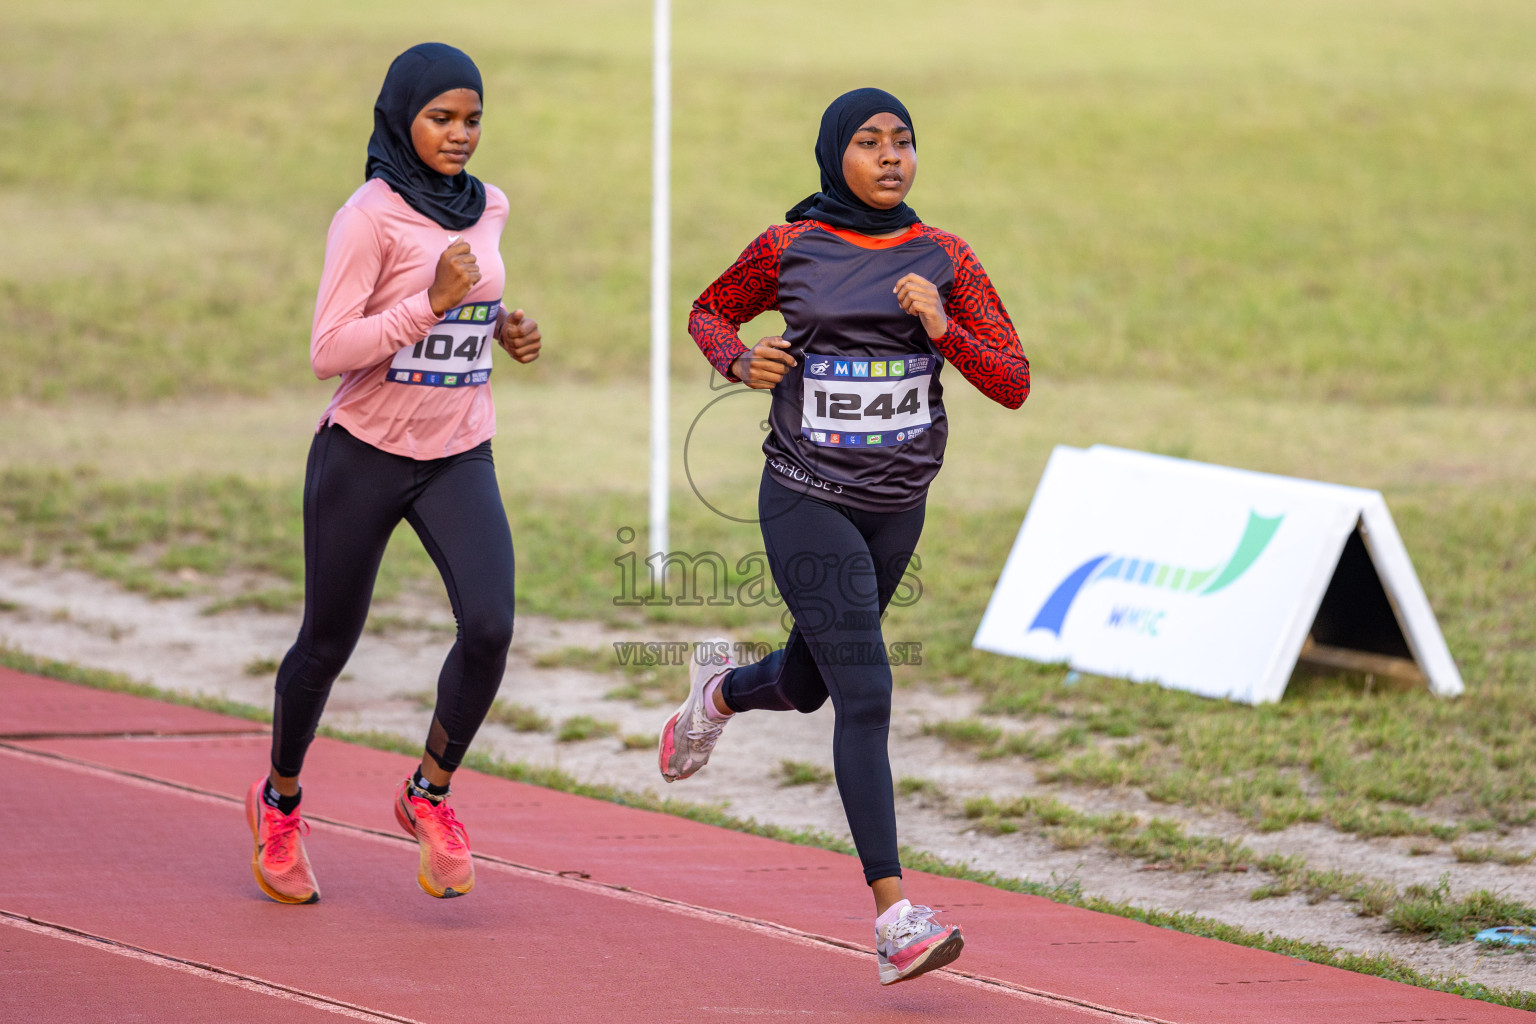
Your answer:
[840,112,916,210]
[410,89,482,175]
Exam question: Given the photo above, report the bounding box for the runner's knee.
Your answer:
[276,637,352,692]
[786,679,830,714]
[460,605,514,660]
[836,680,892,731]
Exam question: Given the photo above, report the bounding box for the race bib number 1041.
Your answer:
[800,353,933,448]
[387,300,500,388]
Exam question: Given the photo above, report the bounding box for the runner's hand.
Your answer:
[428,238,481,316]
[894,273,947,339]
[497,307,541,363]
[732,336,796,389]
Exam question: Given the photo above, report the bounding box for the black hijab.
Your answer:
[785,88,920,234]
[365,43,487,231]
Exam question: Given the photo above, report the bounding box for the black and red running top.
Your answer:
[689,220,1029,512]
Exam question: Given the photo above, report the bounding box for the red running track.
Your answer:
[9,667,1531,1023]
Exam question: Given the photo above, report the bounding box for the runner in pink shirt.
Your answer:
[244,43,541,905]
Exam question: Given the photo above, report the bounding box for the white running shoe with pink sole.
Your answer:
[876,903,965,985]
[658,638,735,782]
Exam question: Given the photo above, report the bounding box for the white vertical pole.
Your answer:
[649,0,671,569]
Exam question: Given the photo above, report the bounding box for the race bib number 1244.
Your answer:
[387,300,500,388]
[800,353,933,448]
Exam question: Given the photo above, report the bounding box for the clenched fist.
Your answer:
[893,273,947,339]
[428,237,481,316]
[731,336,796,389]
[496,307,542,363]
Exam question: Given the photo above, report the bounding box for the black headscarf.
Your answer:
[365,43,487,231]
[785,87,920,234]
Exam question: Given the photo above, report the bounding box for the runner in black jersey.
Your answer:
[658,88,1029,986]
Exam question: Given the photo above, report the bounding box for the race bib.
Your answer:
[800,354,934,448]
[387,300,500,388]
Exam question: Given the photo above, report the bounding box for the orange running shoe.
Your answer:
[394,779,475,898]
[244,777,319,904]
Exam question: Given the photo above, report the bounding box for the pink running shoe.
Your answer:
[394,779,475,898]
[658,638,735,782]
[244,777,319,904]
[876,903,965,985]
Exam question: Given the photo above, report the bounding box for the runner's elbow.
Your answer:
[996,384,1028,410]
[310,347,348,380]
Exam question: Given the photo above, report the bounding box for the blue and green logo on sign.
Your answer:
[1028,511,1284,636]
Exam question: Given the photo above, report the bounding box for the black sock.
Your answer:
[263,780,302,815]
[411,769,450,800]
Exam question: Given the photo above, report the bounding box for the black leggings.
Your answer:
[270,424,515,778]
[722,470,925,884]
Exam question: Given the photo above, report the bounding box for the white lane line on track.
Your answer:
[4,741,1169,1023]
[0,912,426,1024]
[0,729,269,741]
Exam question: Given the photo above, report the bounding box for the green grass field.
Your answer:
[2,0,1535,1002]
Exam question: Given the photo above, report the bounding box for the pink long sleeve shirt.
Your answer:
[311,177,509,459]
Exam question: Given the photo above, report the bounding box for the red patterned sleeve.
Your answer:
[688,225,799,381]
[921,228,1030,409]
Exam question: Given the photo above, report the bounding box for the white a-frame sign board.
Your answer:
[973,446,1463,705]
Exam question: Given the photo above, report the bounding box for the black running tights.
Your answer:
[270,425,515,778]
[721,470,925,884]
